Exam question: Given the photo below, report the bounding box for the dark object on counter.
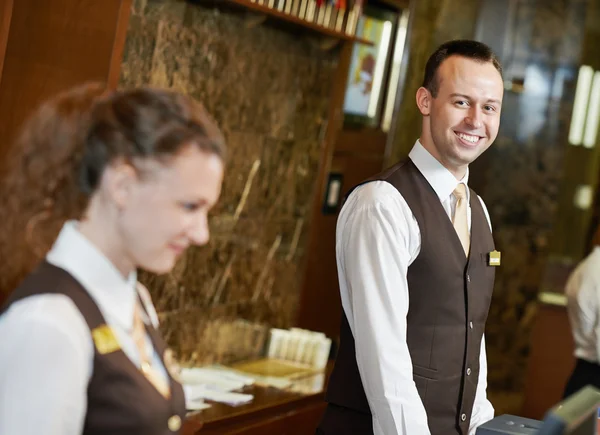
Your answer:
[476,385,600,434]
[475,414,541,434]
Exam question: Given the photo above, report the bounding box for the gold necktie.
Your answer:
[453,184,470,256]
[132,305,171,398]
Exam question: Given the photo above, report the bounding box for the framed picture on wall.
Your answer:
[343,4,398,128]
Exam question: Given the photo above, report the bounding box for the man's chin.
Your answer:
[454,143,489,164]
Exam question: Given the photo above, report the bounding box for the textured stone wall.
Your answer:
[469,0,588,401]
[387,0,481,164]
[385,0,589,412]
[120,0,339,365]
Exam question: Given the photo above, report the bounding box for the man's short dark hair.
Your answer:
[422,40,503,97]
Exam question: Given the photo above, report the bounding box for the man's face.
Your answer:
[417,55,504,178]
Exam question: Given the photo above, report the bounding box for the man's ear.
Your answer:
[101,160,137,208]
[416,87,432,116]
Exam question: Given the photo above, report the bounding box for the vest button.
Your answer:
[461,413,467,422]
[467,367,472,376]
[467,274,471,282]
[469,321,473,329]
[141,361,152,374]
[168,415,182,432]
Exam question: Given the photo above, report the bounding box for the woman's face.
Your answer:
[116,144,224,274]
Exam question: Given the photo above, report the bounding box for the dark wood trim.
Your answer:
[295,41,354,333]
[194,0,374,46]
[335,128,388,155]
[198,391,325,431]
[310,42,355,223]
[521,303,575,419]
[107,0,133,89]
[0,0,13,84]
[197,401,326,434]
[0,0,133,155]
[376,0,410,9]
[184,364,332,434]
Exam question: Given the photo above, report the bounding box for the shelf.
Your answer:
[191,0,374,47]
[376,0,409,9]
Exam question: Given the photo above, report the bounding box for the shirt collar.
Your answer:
[408,139,470,202]
[46,220,138,330]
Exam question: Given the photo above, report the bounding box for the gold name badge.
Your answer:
[91,325,121,354]
[488,250,501,267]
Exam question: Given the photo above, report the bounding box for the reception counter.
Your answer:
[521,293,575,420]
[178,295,576,434]
[183,367,329,434]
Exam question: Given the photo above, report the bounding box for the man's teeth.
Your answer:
[457,133,479,143]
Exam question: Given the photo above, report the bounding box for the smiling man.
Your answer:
[318,40,504,435]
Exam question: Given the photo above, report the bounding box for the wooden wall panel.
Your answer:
[296,151,385,338]
[521,303,575,420]
[198,402,326,435]
[0,0,13,82]
[0,0,131,159]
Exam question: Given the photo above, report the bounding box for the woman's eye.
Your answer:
[181,202,199,212]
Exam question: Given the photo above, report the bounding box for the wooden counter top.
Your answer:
[183,366,330,435]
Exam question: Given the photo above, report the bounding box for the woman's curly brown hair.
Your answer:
[0,83,227,300]
[0,83,107,298]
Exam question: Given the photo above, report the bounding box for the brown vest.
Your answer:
[1,261,187,435]
[323,159,495,435]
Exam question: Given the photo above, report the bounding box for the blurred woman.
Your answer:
[0,83,225,435]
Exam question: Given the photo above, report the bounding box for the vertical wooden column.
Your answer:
[296,0,410,338]
[521,302,575,419]
[0,0,132,160]
[0,0,13,82]
[296,41,354,338]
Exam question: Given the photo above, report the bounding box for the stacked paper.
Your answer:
[181,367,254,407]
[185,385,253,407]
[267,327,332,369]
[210,364,292,390]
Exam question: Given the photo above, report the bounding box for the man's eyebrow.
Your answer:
[450,93,502,105]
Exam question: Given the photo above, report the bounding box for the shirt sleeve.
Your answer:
[337,182,430,435]
[565,261,600,362]
[468,335,495,434]
[0,295,92,435]
[477,195,493,232]
[593,279,600,364]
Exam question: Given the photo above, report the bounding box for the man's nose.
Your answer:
[465,107,483,129]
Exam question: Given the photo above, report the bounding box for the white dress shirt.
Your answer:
[565,246,600,363]
[336,140,495,435]
[0,221,169,435]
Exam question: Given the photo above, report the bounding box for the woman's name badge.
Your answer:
[92,325,121,354]
[488,250,501,266]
